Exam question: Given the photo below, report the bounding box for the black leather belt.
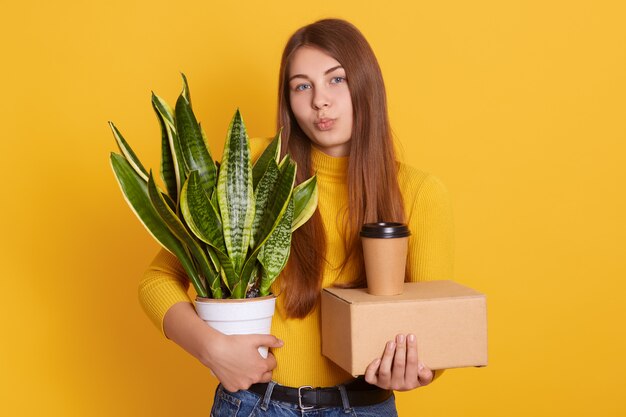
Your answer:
[248,377,392,409]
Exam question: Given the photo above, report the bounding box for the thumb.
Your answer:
[418,362,434,385]
[253,334,284,348]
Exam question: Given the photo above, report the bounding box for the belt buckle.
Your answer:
[297,385,314,410]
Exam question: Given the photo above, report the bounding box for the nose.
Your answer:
[312,87,330,110]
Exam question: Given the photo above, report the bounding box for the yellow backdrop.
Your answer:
[1,0,624,416]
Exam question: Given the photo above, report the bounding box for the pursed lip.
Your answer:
[314,118,335,131]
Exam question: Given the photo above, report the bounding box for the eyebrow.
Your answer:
[288,65,344,82]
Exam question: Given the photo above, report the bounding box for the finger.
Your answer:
[264,352,277,370]
[254,334,284,348]
[377,340,396,386]
[391,334,407,387]
[222,382,239,393]
[364,358,381,385]
[259,370,273,383]
[404,334,419,385]
[418,362,434,386]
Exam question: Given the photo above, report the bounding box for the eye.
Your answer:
[330,76,346,84]
[294,83,311,92]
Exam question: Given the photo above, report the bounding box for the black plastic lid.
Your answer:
[360,222,411,238]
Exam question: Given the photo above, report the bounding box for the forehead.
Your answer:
[288,46,342,77]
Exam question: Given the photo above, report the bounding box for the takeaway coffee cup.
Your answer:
[360,222,411,296]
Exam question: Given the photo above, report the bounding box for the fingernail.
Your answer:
[397,334,405,343]
[418,362,424,372]
[408,334,416,343]
[387,341,396,351]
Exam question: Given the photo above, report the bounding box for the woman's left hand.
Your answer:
[364,333,433,391]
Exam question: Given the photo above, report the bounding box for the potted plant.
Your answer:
[110,74,318,356]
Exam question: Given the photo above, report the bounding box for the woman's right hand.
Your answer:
[205,333,283,392]
[163,301,283,392]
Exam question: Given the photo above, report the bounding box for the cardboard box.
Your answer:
[321,280,487,375]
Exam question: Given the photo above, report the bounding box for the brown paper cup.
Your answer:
[360,223,410,296]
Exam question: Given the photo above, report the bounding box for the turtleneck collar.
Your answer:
[310,145,349,182]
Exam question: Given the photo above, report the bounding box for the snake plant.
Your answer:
[110,74,318,299]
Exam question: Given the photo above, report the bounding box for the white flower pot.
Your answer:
[194,295,276,358]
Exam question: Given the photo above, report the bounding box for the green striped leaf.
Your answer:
[235,157,296,298]
[259,197,294,296]
[200,122,210,148]
[206,246,231,294]
[151,92,175,129]
[181,73,192,106]
[210,187,219,212]
[250,156,296,249]
[175,76,217,195]
[206,245,220,271]
[152,92,186,198]
[252,130,281,189]
[181,171,225,251]
[250,158,279,248]
[217,109,255,275]
[181,171,238,292]
[291,175,318,232]
[151,93,178,201]
[109,125,176,211]
[110,153,205,297]
[147,171,222,298]
[109,122,148,182]
[244,264,260,297]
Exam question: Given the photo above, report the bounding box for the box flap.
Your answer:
[323,280,483,304]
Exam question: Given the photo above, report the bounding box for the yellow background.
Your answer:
[1,0,624,415]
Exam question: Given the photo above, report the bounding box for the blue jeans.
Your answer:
[210,383,398,416]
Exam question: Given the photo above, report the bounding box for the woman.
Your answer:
[140,18,453,416]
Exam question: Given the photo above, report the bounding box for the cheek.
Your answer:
[289,97,312,130]
[341,90,353,111]
[289,95,306,116]
[331,88,352,116]
[339,91,354,126]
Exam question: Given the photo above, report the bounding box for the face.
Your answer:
[287,46,353,157]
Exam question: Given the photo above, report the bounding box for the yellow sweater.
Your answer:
[139,137,454,387]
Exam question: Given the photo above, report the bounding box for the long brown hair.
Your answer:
[278,19,405,318]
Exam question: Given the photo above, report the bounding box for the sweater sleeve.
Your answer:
[138,249,192,335]
[403,173,453,382]
[405,173,454,283]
